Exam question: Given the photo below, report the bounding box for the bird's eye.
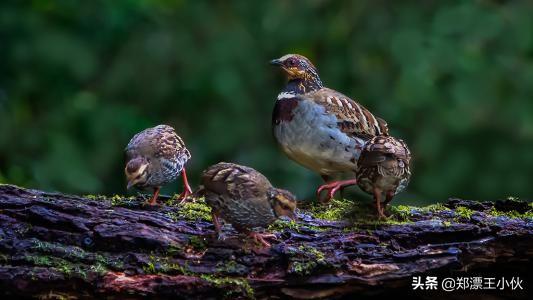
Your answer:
[287,59,296,66]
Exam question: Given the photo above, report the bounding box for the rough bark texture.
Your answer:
[0,184,531,299]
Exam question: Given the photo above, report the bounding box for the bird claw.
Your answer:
[248,232,277,247]
[177,189,192,204]
[214,232,226,241]
[316,179,358,203]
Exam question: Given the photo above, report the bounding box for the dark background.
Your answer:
[1,1,532,205]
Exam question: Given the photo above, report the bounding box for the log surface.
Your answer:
[0,184,531,299]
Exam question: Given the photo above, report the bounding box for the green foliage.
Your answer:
[1,1,533,204]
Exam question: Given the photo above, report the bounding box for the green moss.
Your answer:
[268,219,299,231]
[389,203,450,222]
[291,261,314,275]
[32,240,87,261]
[110,194,137,206]
[90,261,108,275]
[288,245,328,275]
[353,218,408,227]
[188,236,208,251]
[25,241,116,277]
[389,205,414,221]
[455,206,475,219]
[167,198,212,221]
[299,245,325,261]
[268,219,326,233]
[307,198,354,221]
[83,194,105,200]
[166,243,185,256]
[142,255,190,275]
[26,255,53,266]
[25,255,88,279]
[143,261,157,274]
[487,207,533,219]
[215,260,248,275]
[423,203,450,212]
[200,274,254,299]
[93,253,123,272]
[216,260,237,273]
[83,194,137,206]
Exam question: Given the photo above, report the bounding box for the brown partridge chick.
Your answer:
[356,136,411,218]
[270,54,389,202]
[125,125,192,206]
[201,162,297,247]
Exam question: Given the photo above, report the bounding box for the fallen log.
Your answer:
[0,184,531,299]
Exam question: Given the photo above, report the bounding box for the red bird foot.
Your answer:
[248,232,278,247]
[177,169,193,203]
[145,187,161,206]
[316,179,358,203]
[177,187,192,203]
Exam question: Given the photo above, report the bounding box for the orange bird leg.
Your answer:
[383,190,395,213]
[177,168,193,203]
[317,179,358,203]
[248,232,278,248]
[146,187,161,206]
[211,212,222,237]
[373,187,386,219]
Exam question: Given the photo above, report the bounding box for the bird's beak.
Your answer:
[126,180,135,190]
[269,58,282,66]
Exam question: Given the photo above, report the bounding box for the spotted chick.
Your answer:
[201,162,297,247]
[125,125,192,205]
[270,54,389,202]
[356,136,411,218]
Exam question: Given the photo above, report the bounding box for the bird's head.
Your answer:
[125,157,149,189]
[268,187,297,221]
[270,54,321,81]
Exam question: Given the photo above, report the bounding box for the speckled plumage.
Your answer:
[271,54,388,201]
[273,88,388,176]
[201,162,296,246]
[125,125,191,204]
[356,136,411,218]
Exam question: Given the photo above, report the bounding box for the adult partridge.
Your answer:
[270,54,388,202]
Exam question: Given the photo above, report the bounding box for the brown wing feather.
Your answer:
[307,88,388,140]
[201,162,272,200]
[358,151,388,167]
[125,125,188,160]
[360,136,411,167]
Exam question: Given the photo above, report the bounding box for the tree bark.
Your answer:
[0,184,530,299]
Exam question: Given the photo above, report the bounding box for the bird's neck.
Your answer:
[283,76,323,95]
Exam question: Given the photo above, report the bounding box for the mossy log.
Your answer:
[0,184,531,299]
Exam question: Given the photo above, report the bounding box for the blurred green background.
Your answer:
[1,0,532,205]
